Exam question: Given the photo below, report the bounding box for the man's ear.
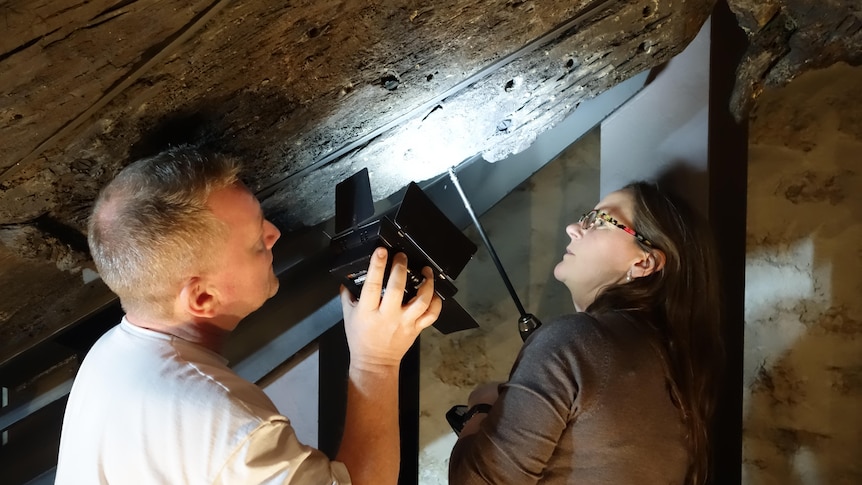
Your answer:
[179,277,219,318]
[631,249,666,279]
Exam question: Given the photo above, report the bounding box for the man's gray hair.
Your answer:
[88,146,242,319]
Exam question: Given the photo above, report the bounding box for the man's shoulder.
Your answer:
[161,341,276,415]
[78,321,275,416]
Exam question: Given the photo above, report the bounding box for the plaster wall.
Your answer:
[742,62,862,485]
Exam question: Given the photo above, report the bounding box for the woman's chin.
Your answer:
[552,264,565,283]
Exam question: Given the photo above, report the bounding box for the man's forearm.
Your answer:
[336,364,401,485]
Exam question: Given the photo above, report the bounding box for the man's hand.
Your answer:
[340,247,442,370]
[337,248,442,485]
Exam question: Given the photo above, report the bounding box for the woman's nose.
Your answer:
[566,223,582,239]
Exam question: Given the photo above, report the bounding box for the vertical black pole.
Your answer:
[708,1,748,483]
[398,339,420,485]
[318,321,420,485]
[318,322,348,459]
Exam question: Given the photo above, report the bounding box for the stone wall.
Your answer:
[743,62,862,485]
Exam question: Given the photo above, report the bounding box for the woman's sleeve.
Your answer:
[449,316,600,484]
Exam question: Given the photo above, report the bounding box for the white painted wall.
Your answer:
[260,346,320,448]
[601,18,711,215]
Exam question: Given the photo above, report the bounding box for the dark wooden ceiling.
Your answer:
[0,0,859,364]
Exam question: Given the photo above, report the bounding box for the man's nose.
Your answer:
[264,220,281,249]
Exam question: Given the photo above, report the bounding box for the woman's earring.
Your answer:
[626,270,633,282]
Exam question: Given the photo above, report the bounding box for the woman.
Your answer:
[448,182,724,485]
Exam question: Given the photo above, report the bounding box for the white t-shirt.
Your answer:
[55,318,350,484]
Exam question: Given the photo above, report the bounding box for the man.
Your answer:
[55,146,441,484]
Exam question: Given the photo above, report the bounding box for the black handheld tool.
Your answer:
[447,168,542,341]
[329,168,479,334]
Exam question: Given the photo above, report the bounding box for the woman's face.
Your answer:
[553,189,647,311]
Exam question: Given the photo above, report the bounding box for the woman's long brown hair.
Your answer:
[587,182,724,485]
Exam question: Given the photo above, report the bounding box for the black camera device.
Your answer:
[329,168,479,334]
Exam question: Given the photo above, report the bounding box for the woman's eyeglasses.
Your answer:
[578,210,653,247]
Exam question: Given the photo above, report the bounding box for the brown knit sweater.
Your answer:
[449,312,689,484]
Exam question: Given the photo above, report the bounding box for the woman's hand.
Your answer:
[468,381,502,407]
[459,381,503,438]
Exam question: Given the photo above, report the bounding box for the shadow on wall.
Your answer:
[416,127,601,477]
[653,162,710,219]
[742,63,862,485]
[417,126,721,455]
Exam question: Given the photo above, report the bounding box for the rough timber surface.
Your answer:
[726,0,862,120]
[0,0,715,360]
[1,0,711,229]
